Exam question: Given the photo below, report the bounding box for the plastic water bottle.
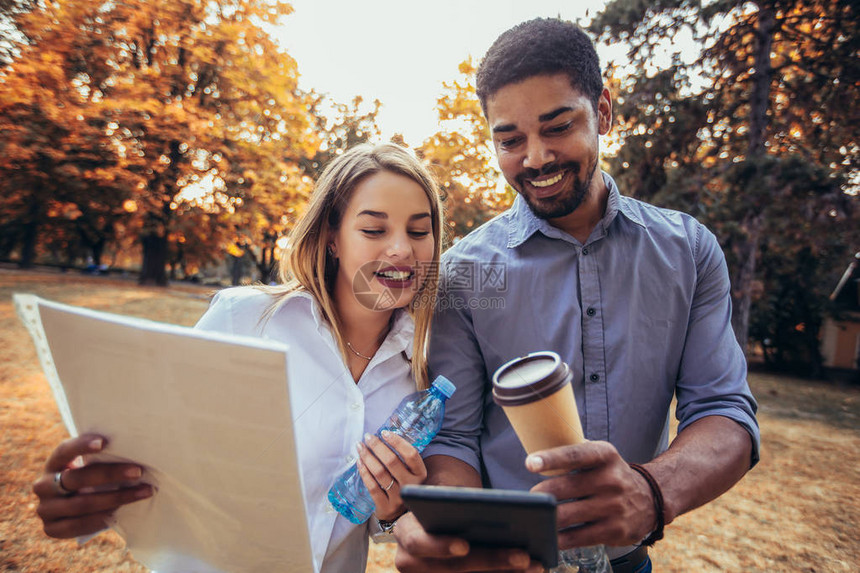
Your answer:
[327,375,456,524]
[552,546,612,573]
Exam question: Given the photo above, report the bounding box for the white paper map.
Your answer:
[14,293,314,573]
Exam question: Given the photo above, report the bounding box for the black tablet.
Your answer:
[400,485,558,568]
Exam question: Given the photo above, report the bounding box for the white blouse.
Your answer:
[194,287,416,573]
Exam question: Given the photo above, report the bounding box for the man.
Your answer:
[392,18,760,573]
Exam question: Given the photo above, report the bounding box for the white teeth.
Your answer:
[529,172,564,188]
[377,270,411,280]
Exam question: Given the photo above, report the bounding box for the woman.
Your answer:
[31,143,445,573]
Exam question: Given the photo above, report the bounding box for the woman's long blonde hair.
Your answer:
[264,143,444,389]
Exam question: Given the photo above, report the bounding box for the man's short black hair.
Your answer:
[476,18,603,116]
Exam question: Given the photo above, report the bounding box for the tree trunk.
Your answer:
[731,2,776,352]
[63,240,78,270]
[760,341,773,367]
[19,221,37,268]
[257,245,277,284]
[804,317,825,379]
[139,232,169,286]
[19,196,41,269]
[231,254,244,286]
[138,138,182,287]
[747,4,775,157]
[91,237,106,267]
[730,213,763,353]
[78,220,111,267]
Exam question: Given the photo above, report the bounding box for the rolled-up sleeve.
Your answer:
[675,224,761,467]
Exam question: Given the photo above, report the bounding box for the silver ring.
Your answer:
[52,470,74,496]
[383,479,395,492]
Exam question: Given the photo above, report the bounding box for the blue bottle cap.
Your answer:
[431,375,456,398]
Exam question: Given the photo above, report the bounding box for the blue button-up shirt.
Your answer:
[425,173,760,497]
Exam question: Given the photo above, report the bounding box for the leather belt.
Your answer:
[609,545,648,573]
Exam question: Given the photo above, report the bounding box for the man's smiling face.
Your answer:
[486,73,611,220]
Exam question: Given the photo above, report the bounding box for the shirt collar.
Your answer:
[505,172,645,248]
[386,308,415,359]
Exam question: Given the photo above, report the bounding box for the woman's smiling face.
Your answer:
[330,169,435,313]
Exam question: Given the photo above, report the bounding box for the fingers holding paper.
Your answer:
[357,431,427,521]
[32,433,154,538]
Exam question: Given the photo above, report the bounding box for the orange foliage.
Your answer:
[418,59,512,242]
[0,0,317,283]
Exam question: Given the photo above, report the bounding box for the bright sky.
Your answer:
[274,0,624,147]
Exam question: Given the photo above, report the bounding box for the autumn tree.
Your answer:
[591,0,859,358]
[0,6,141,269]
[220,138,311,284]
[301,94,382,177]
[0,0,35,63]
[1,0,318,285]
[747,160,857,375]
[213,94,383,284]
[419,60,512,242]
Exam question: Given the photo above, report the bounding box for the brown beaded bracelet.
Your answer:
[629,463,665,546]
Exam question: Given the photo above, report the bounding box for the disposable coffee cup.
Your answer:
[492,351,585,475]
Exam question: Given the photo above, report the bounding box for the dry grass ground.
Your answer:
[1,269,858,572]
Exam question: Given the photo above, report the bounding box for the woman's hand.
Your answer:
[31,433,154,538]
[356,430,427,522]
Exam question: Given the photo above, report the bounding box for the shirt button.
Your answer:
[586,307,596,316]
[589,373,600,383]
[582,247,589,255]
[351,402,361,411]
[346,455,355,464]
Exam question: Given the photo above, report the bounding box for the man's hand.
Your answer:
[393,511,544,572]
[527,441,655,549]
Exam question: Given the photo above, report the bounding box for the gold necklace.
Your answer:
[345,319,393,362]
[346,341,373,360]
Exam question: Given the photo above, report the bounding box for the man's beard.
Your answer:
[515,157,599,220]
